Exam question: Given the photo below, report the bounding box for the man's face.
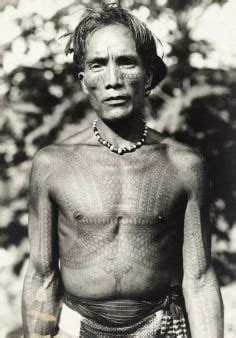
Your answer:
[80,24,151,122]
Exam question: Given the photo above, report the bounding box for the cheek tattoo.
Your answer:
[85,71,143,87]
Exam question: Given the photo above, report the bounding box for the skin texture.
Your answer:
[180,150,224,337]
[84,72,144,85]
[22,23,223,338]
[80,25,152,122]
[58,145,183,299]
[22,150,63,337]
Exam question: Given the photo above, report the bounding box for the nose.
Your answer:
[105,62,123,89]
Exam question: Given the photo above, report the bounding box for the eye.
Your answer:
[118,57,137,69]
[90,64,103,71]
[121,61,135,68]
[122,62,135,69]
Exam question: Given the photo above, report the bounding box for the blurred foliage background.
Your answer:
[0,0,235,336]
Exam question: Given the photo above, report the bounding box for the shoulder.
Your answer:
[164,138,205,171]
[146,128,205,171]
[162,138,207,193]
[32,126,94,172]
[32,144,59,168]
[28,146,57,200]
[159,136,203,166]
[31,145,63,186]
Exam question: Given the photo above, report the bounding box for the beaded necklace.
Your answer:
[92,118,148,155]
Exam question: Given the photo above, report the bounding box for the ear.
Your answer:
[144,67,153,97]
[78,72,88,94]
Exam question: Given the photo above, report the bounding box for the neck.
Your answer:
[96,115,145,148]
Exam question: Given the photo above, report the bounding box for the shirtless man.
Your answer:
[22,4,223,338]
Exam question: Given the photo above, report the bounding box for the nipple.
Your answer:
[73,211,81,219]
[117,216,123,223]
[157,214,164,221]
[114,216,122,234]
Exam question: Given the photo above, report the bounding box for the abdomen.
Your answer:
[59,219,181,300]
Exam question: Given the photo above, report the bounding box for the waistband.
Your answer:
[64,293,165,327]
[58,303,164,337]
[63,286,189,336]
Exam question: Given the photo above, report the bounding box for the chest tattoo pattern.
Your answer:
[57,147,181,292]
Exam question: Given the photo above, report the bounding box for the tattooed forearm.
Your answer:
[182,153,223,337]
[22,147,63,337]
[22,268,63,337]
[190,159,208,202]
[183,267,223,338]
[183,200,209,281]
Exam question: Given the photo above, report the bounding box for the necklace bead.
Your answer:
[92,118,148,155]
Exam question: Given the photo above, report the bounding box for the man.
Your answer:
[22,4,223,338]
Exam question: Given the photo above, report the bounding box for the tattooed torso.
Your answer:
[46,136,187,300]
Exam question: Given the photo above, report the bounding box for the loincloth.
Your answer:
[58,287,189,337]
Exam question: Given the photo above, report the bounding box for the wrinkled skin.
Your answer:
[80,25,152,123]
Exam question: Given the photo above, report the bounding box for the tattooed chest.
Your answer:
[59,214,181,272]
[52,150,181,218]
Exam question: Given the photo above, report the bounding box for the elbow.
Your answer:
[182,264,220,293]
[182,272,206,292]
[23,260,58,293]
[27,255,58,279]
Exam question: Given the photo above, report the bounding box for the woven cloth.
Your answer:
[58,303,163,337]
[60,286,189,337]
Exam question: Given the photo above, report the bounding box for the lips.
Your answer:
[103,95,130,105]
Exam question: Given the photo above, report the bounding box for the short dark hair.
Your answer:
[65,4,167,89]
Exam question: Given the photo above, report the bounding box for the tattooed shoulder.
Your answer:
[30,145,62,200]
[174,148,208,203]
[33,145,57,165]
[31,146,55,181]
[32,144,68,173]
[164,139,203,173]
[164,141,207,196]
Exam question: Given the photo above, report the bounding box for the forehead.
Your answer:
[85,24,137,59]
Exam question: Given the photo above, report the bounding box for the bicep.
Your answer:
[28,152,58,274]
[182,156,212,283]
[183,199,211,282]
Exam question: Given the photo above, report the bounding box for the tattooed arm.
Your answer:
[181,152,223,338]
[22,148,63,337]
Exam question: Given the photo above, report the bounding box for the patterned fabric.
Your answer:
[161,315,187,337]
[62,286,189,337]
[160,286,188,337]
[58,303,163,337]
[80,312,163,337]
[64,295,163,326]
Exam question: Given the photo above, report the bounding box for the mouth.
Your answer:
[103,95,130,106]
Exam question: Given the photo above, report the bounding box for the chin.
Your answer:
[100,107,133,122]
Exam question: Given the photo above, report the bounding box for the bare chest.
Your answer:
[52,146,185,223]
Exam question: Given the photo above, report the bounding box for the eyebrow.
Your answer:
[86,54,139,65]
[118,55,139,63]
[86,57,107,65]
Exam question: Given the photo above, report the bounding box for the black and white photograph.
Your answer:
[0,0,235,337]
